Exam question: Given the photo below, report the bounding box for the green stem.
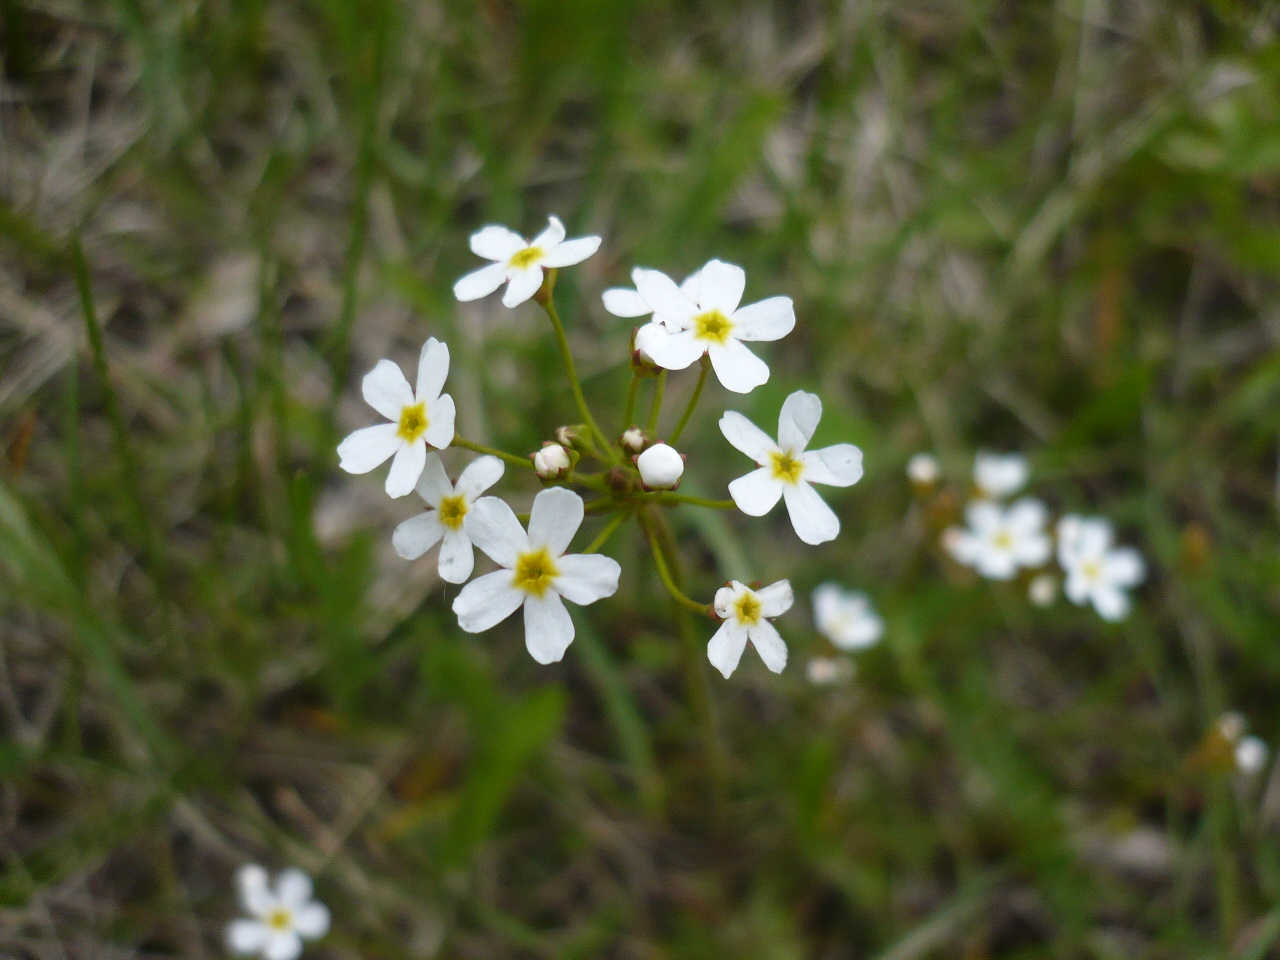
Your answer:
[539,290,617,463]
[453,436,534,470]
[640,514,712,617]
[583,511,628,554]
[668,357,709,445]
[655,492,735,510]
[648,370,666,432]
[622,374,640,431]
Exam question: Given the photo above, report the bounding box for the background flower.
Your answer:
[226,866,329,960]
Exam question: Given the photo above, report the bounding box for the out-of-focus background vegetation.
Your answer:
[4,0,1280,956]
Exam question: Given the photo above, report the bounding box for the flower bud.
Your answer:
[1028,573,1057,607]
[532,442,572,480]
[636,442,684,490]
[907,452,939,486]
[620,427,651,456]
[554,424,591,454]
[1236,735,1269,775]
[629,326,663,378]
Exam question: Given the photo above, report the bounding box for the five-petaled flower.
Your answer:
[708,579,793,678]
[337,338,456,498]
[720,391,863,545]
[812,583,883,651]
[973,452,1028,500]
[392,454,504,583]
[1056,515,1145,621]
[454,216,601,308]
[944,498,1051,580]
[227,866,329,960]
[453,487,621,664]
[625,259,795,393]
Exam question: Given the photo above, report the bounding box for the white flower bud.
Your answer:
[907,452,939,485]
[1028,573,1057,607]
[636,442,684,489]
[1217,711,1246,743]
[620,427,649,456]
[533,443,571,479]
[806,656,853,685]
[1236,735,1269,775]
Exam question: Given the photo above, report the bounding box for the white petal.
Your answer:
[502,265,544,307]
[632,268,697,326]
[385,437,427,498]
[602,287,651,318]
[945,528,981,565]
[423,394,456,449]
[1013,533,1051,568]
[455,456,505,500]
[783,481,840,545]
[811,583,844,630]
[540,235,600,267]
[530,215,566,251]
[713,581,747,620]
[640,328,704,371]
[263,931,302,960]
[1092,585,1131,622]
[678,267,704,303]
[392,512,446,560]
[227,920,269,955]
[523,591,575,664]
[453,262,509,302]
[470,225,526,262]
[747,621,789,673]
[973,453,1028,499]
[975,547,1018,581]
[755,579,794,618]
[553,554,621,605]
[1104,548,1145,587]
[708,339,769,394]
[414,453,453,507]
[237,865,272,914]
[528,487,584,557]
[732,296,795,342]
[415,338,450,402]
[719,411,777,462]
[463,497,529,567]
[707,620,749,678]
[437,529,474,584]
[453,570,526,632]
[802,444,864,487]
[1007,498,1048,536]
[361,359,414,421]
[777,390,822,452]
[292,902,330,939]
[337,424,400,474]
[964,499,1003,534]
[728,467,784,516]
[696,259,745,315]
[274,869,312,908]
[1063,571,1091,605]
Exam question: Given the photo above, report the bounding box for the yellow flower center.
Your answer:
[733,591,762,626]
[769,450,804,484]
[512,547,559,598]
[693,309,733,344]
[508,246,543,269]
[266,908,293,931]
[992,530,1013,550]
[1081,559,1102,582]
[397,402,428,442]
[438,494,468,530]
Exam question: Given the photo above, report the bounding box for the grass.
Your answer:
[4,0,1280,957]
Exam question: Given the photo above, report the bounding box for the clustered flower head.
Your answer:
[334,216,868,679]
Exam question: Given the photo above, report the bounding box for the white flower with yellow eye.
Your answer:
[336,338,456,498]
[720,391,863,545]
[944,498,1051,580]
[454,216,601,308]
[974,452,1028,500]
[1056,515,1145,621]
[625,260,795,394]
[708,579,793,678]
[226,866,329,960]
[452,488,621,664]
[392,454,504,584]
[812,583,883,651]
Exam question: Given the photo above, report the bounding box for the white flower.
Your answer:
[1028,573,1058,607]
[1056,515,1145,622]
[907,452,940,485]
[812,583,883,651]
[708,579,793,678]
[336,339,456,498]
[454,216,601,308]
[533,442,572,479]
[1218,711,1247,743]
[226,866,329,960]
[806,656,854,685]
[626,259,795,394]
[1236,735,1269,775]
[452,487,621,664]
[944,498,1051,580]
[392,454,504,583]
[720,391,863,545]
[636,442,684,489]
[973,452,1028,499]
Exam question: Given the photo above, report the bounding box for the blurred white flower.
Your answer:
[337,339,456,498]
[454,216,601,308]
[1028,573,1058,607]
[1236,735,1269,776]
[806,656,854,685]
[637,442,684,489]
[974,452,1028,500]
[627,259,795,393]
[812,583,883,651]
[1057,515,1146,622]
[708,579,793,678]
[1217,711,1247,743]
[533,442,572,479]
[392,454,504,583]
[721,391,863,545]
[453,488,621,664]
[226,866,329,960]
[945,498,1051,580]
[906,452,939,485]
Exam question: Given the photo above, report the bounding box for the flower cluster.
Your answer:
[337,217,866,677]
[913,452,1146,622]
